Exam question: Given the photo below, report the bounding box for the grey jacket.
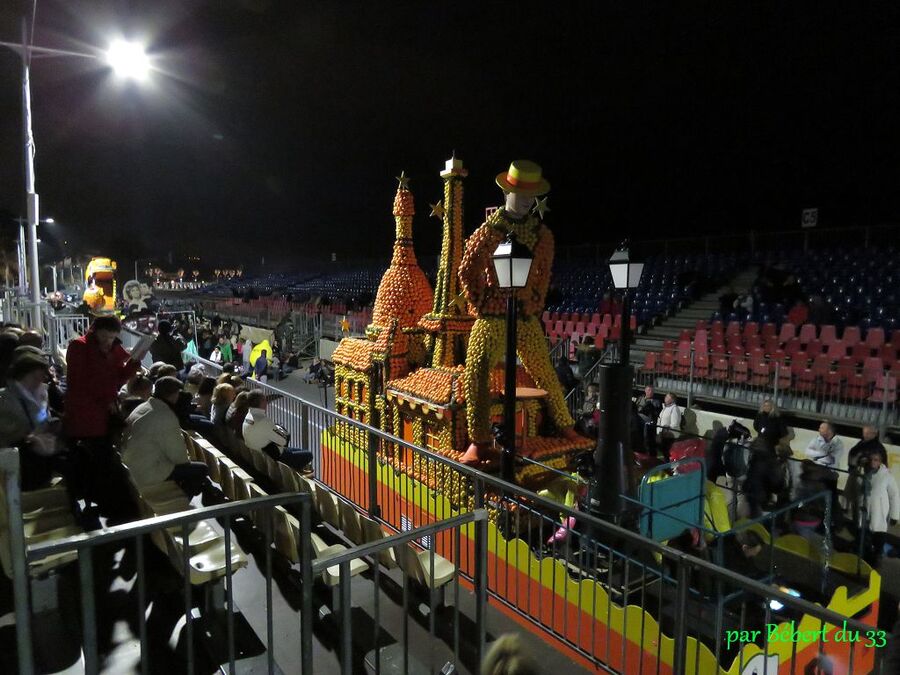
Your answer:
[122,397,189,486]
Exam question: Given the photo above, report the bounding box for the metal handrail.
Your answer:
[26,492,308,559]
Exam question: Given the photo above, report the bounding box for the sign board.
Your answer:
[801,207,818,229]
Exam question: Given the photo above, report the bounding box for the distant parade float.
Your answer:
[323,157,879,673]
[81,257,118,313]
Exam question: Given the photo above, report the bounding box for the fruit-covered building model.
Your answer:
[333,157,592,490]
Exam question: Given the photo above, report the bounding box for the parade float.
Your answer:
[321,157,879,674]
[82,256,117,313]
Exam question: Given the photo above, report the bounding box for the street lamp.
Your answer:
[491,234,533,483]
[608,242,644,365]
[1,17,150,331]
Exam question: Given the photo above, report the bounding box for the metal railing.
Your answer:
[1,446,309,675]
[111,331,890,672]
[635,348,899,432]
[300,508,488,675]
[46,312,89,354]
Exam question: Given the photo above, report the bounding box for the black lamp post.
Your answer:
[588,243,644,525]
[492,234,533,483]
[608,243,644,365]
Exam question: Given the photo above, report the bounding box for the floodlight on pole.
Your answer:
[106,40,150,81]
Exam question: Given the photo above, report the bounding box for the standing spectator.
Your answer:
[242,338,253,373]
[209,345,222,364]
[657,393,682,459]
[218,335,233,364]
[861,452,900,566]
[635,385,662,450]
[226,390,251,438]
[64,316,146,522]
[753,398,788,448]
[150,320,186,370]
[242,391,312,471]
[848,425,888,468]
[122,376,209,497]
[554,358,578,394]
[576,383,600,437]
[805,420,845,526]
[254,349,270,383]
[193,377,217,417]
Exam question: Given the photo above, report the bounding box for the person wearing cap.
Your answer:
[458,160,577,466]
[150,319,187,370]
[0,346,59,490]
[122,376,209,496]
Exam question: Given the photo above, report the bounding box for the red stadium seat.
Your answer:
[775,360,792,392]
[560,312,570,323]
[843,326,861,347]
[778,322,796,345]
[743,321,759,339]
[862,357,884,379]
[726,321,741,336]
[790,351,809,369]
[798,324,817,345]
[851,343,872,364]
[763,335,780,355]
[819,325,838,346]
[601,314,613,327]
[694,352,710,378]
[730,356,749,384]
[749,354,771,387]
[811,354,832,378]
[678,329,692,342]
[826,340,847,360]
[745,335,762,352]
[590,312,601,324]
[868,374,897,405]
[641,352,657,372]
[761,323,777,340]
[542,311,550,323]
[675,344,692,376]
[694,329,709,352]
[880,344,898,366]
[805,339,823,356]
[866,327,886,350]
[695,320,709,332]
[711,355,729,380]
[660,347,675,374]
[570,312,581,323]
[784,338,802,358]
[843,366,867,401]
[710,320,724,335]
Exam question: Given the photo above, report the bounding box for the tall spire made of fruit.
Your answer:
[419,155,475,367]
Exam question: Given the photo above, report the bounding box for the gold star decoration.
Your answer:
[533,196,550,219]
[429,200,445,219]
[395,170,410,190]
[449,291,467,312]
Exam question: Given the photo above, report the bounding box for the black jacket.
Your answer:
[150,333,186,369]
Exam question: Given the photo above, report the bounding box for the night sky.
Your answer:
[1,1,899,272]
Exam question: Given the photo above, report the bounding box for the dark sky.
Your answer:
[1,1,899,272]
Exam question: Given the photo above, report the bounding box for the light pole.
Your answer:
[1,17,149,331]
[589,242,644,525]
[491,234,533,483]
[608,243,644,365]
[14,216,53,297]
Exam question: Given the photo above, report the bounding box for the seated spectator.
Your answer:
[209,346,222,364]
[254,349,270,383]
[148,361,179,381]
[19,330,43,349]
[242,390,312,471]
[804,421,844,468]
[0,347,60,490]
[861,452,900,566]
[787,300,809,326]
[480,633,537,675]
[226,390,251,438]
[121,376,209,496]
[124,373,153,402]
[211,383,236,426]
[183,369,204,396]
[194,376,217,417]
[574,336,600,377]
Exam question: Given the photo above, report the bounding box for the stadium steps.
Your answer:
[629,267,755,367]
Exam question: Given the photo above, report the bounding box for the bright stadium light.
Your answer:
[106,40,150,81]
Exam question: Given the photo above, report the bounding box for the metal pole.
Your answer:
[619,290,631,366]
[17,219,27,293]
[21,19,42,332]
[1,449,34,675]
[502,292,517,483]
[51,263,57,293]
[687,348,695,410]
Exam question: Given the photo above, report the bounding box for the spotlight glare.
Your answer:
[106,40,150,81]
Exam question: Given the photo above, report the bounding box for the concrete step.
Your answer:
[635,337,664,349]
[645,327,685,339]
[664,318,701,328]
[689,301,719,311]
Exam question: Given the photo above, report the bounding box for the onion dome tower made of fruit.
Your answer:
[367,172,434,380]
[418,155,476,368]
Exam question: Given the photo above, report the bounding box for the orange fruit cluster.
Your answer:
[390,365,465,405]
[333,338,377,371]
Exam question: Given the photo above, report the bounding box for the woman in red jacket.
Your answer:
[64,315,144,522]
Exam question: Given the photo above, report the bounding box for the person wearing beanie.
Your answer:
[122,376,209,496]
[150,319,187,370]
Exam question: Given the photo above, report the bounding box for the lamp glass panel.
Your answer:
[511,257,532,288]
[627,262,644,288]
[610,262,628,289]
[493,255,512,288]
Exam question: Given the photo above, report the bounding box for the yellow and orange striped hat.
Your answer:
[495,159,550,196]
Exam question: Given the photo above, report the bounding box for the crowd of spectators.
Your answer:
[0,314,314,532]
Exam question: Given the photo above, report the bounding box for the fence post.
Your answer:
[880,368,889,438]
[672,557,690,674]
[300,498,314,675]
[687,348,695,410]
[773,362,780,405]
[1,449,34,675]
[367,432,380,518]
[473,499,487,668]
